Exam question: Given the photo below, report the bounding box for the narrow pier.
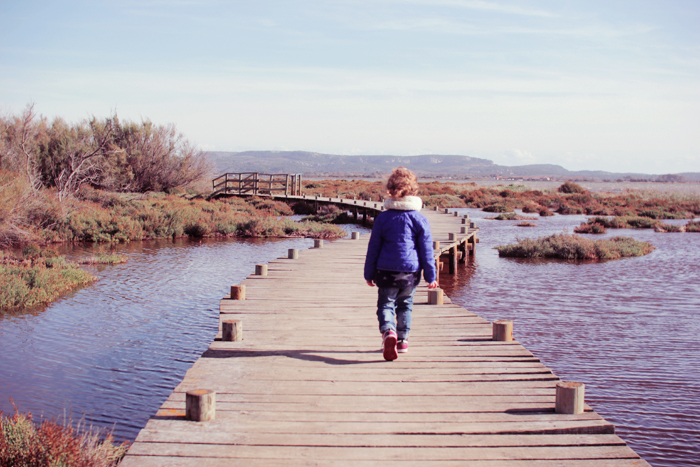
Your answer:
[121,207,650,466]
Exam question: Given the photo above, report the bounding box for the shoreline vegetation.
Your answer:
[0,408,128,466]
[496,234,656,260]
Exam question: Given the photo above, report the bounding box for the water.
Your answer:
[440,209,700,467]
[1,215,698,466]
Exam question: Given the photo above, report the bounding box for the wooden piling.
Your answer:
[288,248,299,259]
[230,285,245,300]
[255,264,268,276]
[449,233,456,241]
[460,226,467,234]
[222,319,243,341]
[185,389,216,422]
[556,382,585,415]
[492,320,513,341]
[314,239,324,248]
[351,232,360,240]
[428,288,444,305]
[449,246,458,274]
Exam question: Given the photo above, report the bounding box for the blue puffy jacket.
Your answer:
[364,198,436,284]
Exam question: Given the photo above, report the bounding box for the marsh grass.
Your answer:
[0,249,95,312]
[495,233,655,260]
[0,408,129,467]
[489,213,538,221]
[77,253,128,265]
[686,221,700,232]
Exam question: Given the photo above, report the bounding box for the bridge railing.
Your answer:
[212,173,303,197]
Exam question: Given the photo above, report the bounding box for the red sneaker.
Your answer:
[382,330,398,361]
[397,340,408,353]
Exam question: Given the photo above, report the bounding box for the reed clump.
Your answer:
[0,247,95,312]
[77,253,128,265]
[495,233,655,260]
[0,409,129,467]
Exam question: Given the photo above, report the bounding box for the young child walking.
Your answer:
[364,167,438,361]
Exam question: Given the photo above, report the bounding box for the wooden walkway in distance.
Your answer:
[121,209,650,466]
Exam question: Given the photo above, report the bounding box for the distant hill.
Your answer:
[207,151,700,182]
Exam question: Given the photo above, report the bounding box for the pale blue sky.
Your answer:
[1,0,698,174]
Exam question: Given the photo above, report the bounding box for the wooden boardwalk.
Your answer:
[121,209,650,466]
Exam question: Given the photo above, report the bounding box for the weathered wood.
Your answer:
[185,389,215,422]
[222,320,242,342]
[314,239,324,248]
[493,320,514,342]
[428,288,444,305]
[121,202,645,467]
[556,382,585,415]
[229,285,245,300]
[254,264,267,276]
[287,248,298,259]
[351,231,360,240]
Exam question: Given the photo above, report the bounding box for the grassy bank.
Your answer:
[1,186,345,247]
[495,234,655,260]
[0,409,128,467]
[0,248,95,312]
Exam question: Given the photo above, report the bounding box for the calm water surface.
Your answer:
[1,214,698,466]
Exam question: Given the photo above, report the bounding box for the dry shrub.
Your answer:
[686,221,700,232]
[0,409,129,467]
[574,222,607,234]
[654,224,685,233]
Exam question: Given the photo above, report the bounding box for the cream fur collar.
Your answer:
[384,196,422,211]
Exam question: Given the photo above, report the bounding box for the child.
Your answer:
[364,167,438,361]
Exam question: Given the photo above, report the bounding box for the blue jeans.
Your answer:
[377,286,416,341]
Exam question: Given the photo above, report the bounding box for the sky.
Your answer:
[1,0,699,175]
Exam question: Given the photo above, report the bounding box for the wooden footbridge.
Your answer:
[121,174,649,466]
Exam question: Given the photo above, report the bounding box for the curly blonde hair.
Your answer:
[386,167,419,198]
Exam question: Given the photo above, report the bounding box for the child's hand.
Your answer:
[427,281,439,289]
[366,280,375,287]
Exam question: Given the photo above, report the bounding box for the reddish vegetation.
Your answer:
[302,180,700,219]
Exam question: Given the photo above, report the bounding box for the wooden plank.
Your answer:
[121,205,647,466]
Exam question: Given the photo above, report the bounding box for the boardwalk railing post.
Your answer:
[314,239,324,248]
[556,382,585,414]
[492,320,513,341]
[288,248,299,259]
[230,285,246,300]
[460,226,467,234]
[454,211,459,217]
[186,389,216,422]
[449,233,456,241]
[351,231,360,240]
[255,264,268,276]
[222,319,243,341]
[428,288,444,305]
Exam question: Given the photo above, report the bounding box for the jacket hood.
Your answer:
[384,196,422,212]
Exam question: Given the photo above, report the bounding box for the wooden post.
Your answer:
[428,288,444,305]
[433,241,440,251]
[222,319,242,341]
[492,320,513,341]
[230,285,245,300]
[556,382,585,414]
[444,208,450,214]
[459,242,467,263]
[470,221,476,229]
[449,233,456,241]
[186,389,216,422]
[351,231,360,240]
[461,218,467,224]
[314,239,324,248]
[255,264,268,276]
[449,245,457,274]
[454,211,459,216]
[460,226,467,234]
[433,206,439,211]
[288,249,298,259]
